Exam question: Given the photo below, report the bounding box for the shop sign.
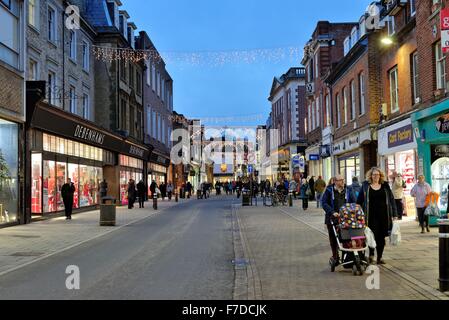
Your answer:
[292,155,301,167]
[320,145,331,158]
[436,113,449,133]
[348,136,359,148]
[432,145,449,163]
[309,154,320,161]
[388,124,414,148]
[441,9,449,53]
[333,142,345,154]
[31,104,150,160]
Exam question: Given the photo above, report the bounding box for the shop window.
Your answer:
[432,157,449,211]
[43,160,56,212]
[56,162,66,211]
[68,163,79,209]
[79,165,100,207]
[0,119,19,223]
[31,153,42,214]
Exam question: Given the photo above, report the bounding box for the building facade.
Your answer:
[302,21,358,181]
[268,67,306,180]
[136,30,173,194]
[0,0,26,226]
[25,0,151,221]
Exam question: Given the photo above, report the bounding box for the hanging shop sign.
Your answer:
[320,145,331,158]
[388,124,414,148]
[436,113,449,134]
[431,145,449,163]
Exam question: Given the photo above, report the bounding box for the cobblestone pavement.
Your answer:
[234,199,449,300]
[0,199,188,276]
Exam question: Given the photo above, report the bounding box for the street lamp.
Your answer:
[381,36,393,45]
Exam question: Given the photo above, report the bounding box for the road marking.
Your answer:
[0,203,183,278]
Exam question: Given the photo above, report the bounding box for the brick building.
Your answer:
[375,0,418,215]
[302,21,358,180]
[324,12,382,183]
[268,67,306,180]
[412,0,449,217]
[0,0,26,226]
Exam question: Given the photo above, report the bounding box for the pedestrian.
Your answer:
[321,174,357,266]
[357,167,398,265]
[160,182,167,200]
[328,177,335,187]
[150,180,157,197]
[300,178,310,210]
[314,176,326,208]
[137,179,146,208]
[309,176,315,201]
[61,178,76,220]
[348,177,362,201]
[289,179,298,199]
[167,182,174,200]
[392,172,406,220]
[186,181,192,198]
[99,179,108,200]
[411,175,432,234]
[127,179,137,209]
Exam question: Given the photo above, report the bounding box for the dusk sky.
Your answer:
[125,0,372,127]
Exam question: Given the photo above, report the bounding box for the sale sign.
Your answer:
[442,9,449,53]
[443,30,449,53]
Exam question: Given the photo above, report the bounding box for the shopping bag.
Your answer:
[390,222,401,246]
[365,227,377,249]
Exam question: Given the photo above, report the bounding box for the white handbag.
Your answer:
[365,227,377,249]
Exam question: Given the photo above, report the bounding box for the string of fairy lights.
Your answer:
[91,45,302,66]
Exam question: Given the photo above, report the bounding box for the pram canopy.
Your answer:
[339,203,365,230]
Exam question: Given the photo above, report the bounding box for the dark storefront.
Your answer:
[26,87,150,219]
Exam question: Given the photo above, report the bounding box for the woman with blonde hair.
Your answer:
[357,167,398,265]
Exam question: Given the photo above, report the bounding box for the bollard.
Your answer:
[175,193,179,202]
[153,194,158,210]
[439,219,449,292]
[289,192,293,207]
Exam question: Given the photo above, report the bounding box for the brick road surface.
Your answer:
[0,198,187,276]
[234,199,449,300]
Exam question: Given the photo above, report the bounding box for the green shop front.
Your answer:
[412,99,449,225]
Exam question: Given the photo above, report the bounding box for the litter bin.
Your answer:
[100,197,116,226]
[242,190,251,206]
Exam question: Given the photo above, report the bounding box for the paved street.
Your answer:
[0,195,447,300]
[0,197,234,300]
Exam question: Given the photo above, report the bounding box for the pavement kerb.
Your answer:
[277,206,449,301]
[0,200,185,279]
[231,203,263,300]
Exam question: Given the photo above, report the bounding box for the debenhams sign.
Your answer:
[74,125,106,145]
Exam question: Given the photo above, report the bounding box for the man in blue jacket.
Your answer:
[321,174,357,266]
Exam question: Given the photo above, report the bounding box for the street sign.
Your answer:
[298,156,305,171]
[248,165,254,174]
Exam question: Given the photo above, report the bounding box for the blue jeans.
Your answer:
[316,192,323,208]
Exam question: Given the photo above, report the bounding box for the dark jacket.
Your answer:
[61,183,75,201]
[128,182,136,199]
[137,181,146,196]
[321,185,357,225]
[150,182,157,194]
[357,181,397,236]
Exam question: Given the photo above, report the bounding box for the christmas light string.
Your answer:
[91,45,302,66]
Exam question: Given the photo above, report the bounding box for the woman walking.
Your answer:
[392,172,406,220]
[357,167,398,265]
[411,175,432,234]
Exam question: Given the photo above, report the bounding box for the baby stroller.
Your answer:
[329,203,369,276]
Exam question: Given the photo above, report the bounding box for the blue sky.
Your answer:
[125,0,371,127]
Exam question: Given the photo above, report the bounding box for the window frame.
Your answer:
[389,66,399,113]
[359,72,366,115]
[82,41,89,71]
[47,5,57,44]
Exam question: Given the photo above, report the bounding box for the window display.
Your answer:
[43,160,56,212]
[432,157,449,211]
[68,163,79,209]
[339,155,360,183]
[0,119,19,223]
[31,153,42,214]
[79,165,102,207]
[56,162,66,211]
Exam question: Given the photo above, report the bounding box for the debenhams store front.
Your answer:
[26,101,150,220]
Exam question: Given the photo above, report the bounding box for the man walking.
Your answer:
[137,180,146,208]
[61,178,76,220]
[321,174,356,266]
[128,179,137,209]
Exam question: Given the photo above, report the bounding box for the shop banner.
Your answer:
[436,113,449,134]
[388,124,414,148]
[441,9,449,53]
[31,104,150,160]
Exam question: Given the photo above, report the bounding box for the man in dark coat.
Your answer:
[309,177,315,201]
[321,174,357,266]
[127,179,137,209]
[137,180,146,208]
[61,178,76,220]
[150,180,157,197]
[160,182,167,200]
[186,182,192,198]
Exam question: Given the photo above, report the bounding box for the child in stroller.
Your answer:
[329,203,369,276]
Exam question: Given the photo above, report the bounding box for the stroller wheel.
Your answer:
[352,265,358,276]
[329,258,336,272]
